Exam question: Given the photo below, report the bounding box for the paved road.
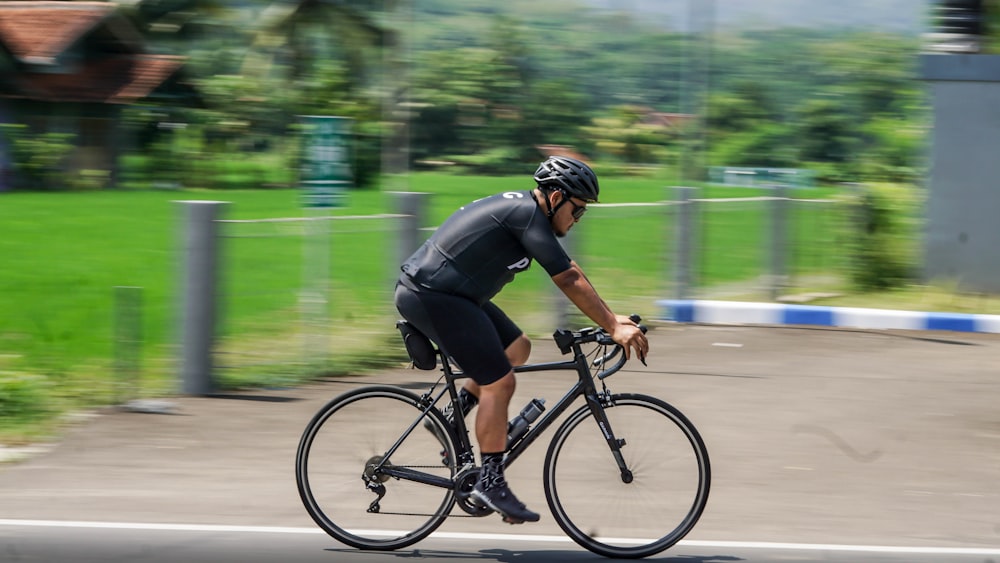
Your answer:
[1,324,999,562]
[4,522,1000,563]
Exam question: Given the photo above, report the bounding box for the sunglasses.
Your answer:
[559,193,588,219]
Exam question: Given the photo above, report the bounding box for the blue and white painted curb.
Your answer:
[657,299,1000,334]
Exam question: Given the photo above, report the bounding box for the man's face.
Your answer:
[550,191,588,238]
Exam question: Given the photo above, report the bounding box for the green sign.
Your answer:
[300,116,352,208]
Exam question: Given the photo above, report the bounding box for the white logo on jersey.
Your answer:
[503,191,524,199]
[507,257,530,270]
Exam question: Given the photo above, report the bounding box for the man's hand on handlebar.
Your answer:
[611,314,648,365]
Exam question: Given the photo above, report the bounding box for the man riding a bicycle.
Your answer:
[394,155,649,524]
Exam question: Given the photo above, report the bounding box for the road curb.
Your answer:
[657,299,1000,333]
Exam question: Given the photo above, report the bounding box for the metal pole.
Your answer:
[176,200,227,395]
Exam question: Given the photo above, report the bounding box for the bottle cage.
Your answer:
[396,320,437,370]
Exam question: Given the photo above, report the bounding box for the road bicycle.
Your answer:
[295,315,710,559]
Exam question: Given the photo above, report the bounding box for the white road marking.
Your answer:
[1,519,999,555]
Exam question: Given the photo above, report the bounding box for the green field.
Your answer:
[0,174,865,441]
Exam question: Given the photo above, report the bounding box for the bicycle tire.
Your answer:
[296,385,458,550]
[543,393,711,559]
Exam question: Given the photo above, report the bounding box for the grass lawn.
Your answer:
[0,173,925,441]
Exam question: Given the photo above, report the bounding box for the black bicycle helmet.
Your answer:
[533,155,600,203]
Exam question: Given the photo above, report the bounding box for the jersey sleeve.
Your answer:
[516,200,572,277]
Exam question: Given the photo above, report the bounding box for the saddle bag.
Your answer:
[396,320,437,370]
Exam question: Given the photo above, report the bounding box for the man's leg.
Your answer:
[474,370,516,453]
[461,334,530,400]
[471,368,540,523]
[470,335,540,524]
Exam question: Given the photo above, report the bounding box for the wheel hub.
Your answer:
[363,455,391,484]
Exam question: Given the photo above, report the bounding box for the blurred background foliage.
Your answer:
[0,0,933,191]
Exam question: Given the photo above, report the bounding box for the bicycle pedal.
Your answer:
[502,516,525,525]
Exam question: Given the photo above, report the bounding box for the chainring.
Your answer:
[453,467,491,516]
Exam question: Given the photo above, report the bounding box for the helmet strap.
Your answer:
[541,187,558,218]
[550,198,569,219]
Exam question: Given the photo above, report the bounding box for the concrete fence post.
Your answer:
[113,285,142,406]
[769,185,788,300]
[391,192,430,273]
[176,200,228,396]
[673,186,698,300]
[554,230,577,329]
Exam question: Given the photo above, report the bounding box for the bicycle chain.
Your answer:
[368,510,482,518]
[369,464,484,518]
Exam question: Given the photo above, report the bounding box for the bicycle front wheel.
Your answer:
[543,393,710,559]
[296,385,458,550]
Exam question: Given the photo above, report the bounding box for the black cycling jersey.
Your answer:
[400,190,572,305]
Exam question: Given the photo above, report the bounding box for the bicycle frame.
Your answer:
[375,332,632,489]
[507,345,627,469]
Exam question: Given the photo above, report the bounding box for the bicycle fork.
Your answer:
[585,391,634,484]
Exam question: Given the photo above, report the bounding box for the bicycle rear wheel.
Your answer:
[296,385,458,550]
[543,393,710,559]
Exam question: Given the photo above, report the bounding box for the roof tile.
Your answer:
[14,55,184,103]
[0,2,116,62]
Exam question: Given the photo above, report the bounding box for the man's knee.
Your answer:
[479,370,516,400]
[506,334,531,367]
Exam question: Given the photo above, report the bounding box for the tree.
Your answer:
[709,123,797,169]
[246,0,393,87]
[583,105,678,164]
[715,81,780,130]
[520,79,589,149]
[811,33,922,120]
[795,98,859,164]
[408,47,523,155]
[855,116,926,183]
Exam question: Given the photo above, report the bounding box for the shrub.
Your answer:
[0,124,76,191]
[0,373,50,425]
[847,183,920,290]
[445,147,525,175]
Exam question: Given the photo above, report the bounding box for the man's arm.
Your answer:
[551,261,649,360]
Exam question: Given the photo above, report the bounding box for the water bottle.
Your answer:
[506,398,546,448]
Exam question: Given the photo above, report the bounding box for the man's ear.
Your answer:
[549,189,563,206]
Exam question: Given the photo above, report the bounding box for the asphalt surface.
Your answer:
[1,323,999,561]
[5,524,1000,563]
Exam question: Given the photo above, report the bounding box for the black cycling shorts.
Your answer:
[394,281,522,386]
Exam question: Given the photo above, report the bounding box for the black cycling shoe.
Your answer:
[470,483,540,524]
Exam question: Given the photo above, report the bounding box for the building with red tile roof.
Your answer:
[0,1,199,189]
